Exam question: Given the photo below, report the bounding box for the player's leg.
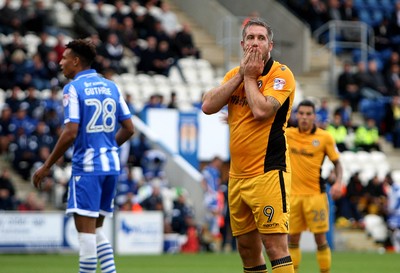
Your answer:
[96,175,119,273]
[261,233,294,273]
[306,194,331,273]
[96,216,116,273]
[314,232,331,273]
[288,233,302,273]
[288,194,305,273]
[229,177,266,272]
[67,175,102,273]
[236,229,267,272]
[244,170,293,273]
[74,214,98,273]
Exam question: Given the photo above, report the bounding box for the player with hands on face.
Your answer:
[202,17,296,273]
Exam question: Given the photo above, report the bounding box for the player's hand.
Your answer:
[330,182,342,200]
[32,165,51,190]
[239,45,252,77]
[243,46,264,79]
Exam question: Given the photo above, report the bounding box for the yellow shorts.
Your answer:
[289,193,329,234]
[229,170,291,237]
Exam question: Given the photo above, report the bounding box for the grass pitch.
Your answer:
[0,251,399,273]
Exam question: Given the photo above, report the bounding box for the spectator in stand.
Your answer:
[167,91,178,109]
[9,49,34,90]
[388,1,400,52]
[326,111,349,152]
[45,50,61,88]
[144,0,163,22]
[100,32,126,74]
[302,0,328,32]
[383,96,400,148]
[111,0,128,27]
[5,86,23,114]
[136,35,158,74]
[326,0,342,21]
[365,175,387,217]
[140,182,164,211]
[173,23,201,59]
[51,156,71,209]
[355,60,387,99]
[17,191,44,211]
[0,169,17,210]
[373,17,393,52]
[336,172,366,227]
[334,98,353,128]
[171,188,195,235]
[115,166,140,209]
[340,0,359,22]
[31,121,56,151]
[366,59,389,97]
[355,117,381,152]
[139,93,166,121]
[31,53,51,90]
[140,148,167,182]
[92,1,111,41]
[3,32,28,59]
[201,156,224,251]
[384,63,400,97]
[9,102,38,137]
[130,2,157,39]
[0,57,14,90]
[337,61,361,111]
[153,39,175,76]
[316,98,330,129]
[37,32,53,63]
[72,1,98,38]
[130,132,151,167]
[0,104,14,155]
[119,16,139,49]
[386,172,400,252]
[0,0,19,35]
[23,86,44,120]
[159,1,181,38]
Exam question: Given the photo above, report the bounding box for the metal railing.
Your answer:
[313,20,375,94]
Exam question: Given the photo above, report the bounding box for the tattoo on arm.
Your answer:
[266,96,281,112]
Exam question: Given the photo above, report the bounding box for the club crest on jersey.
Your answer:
[273,78,285,90]
[63,94,69,107]
[257,80,263,89]
[312,139,320,147]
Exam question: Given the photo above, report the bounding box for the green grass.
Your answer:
[0,251,399,273]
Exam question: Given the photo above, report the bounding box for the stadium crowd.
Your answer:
[0,0,400,253]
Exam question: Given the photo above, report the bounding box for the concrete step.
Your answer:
[165,0,225,69]
[335,228,383,251]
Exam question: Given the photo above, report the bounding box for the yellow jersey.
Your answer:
[286,126,340,195]
[223,58,296,178]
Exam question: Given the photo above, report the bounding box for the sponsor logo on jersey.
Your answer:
[273,78,286,90]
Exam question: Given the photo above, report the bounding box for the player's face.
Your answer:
[242,25,273,62]
[59,48,78,79]
[296,105,316,132]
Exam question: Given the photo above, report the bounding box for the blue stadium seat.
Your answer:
[358,8,374,26]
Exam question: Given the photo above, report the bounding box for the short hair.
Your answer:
[297,100,316,113]
[242,17,274,41]
[65,39,96,67]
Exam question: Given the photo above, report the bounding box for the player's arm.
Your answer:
[32,122,78,189]
[330,159,343,200]
[202,73,243,115]
[202,46,254,115]
[116,118,134,146]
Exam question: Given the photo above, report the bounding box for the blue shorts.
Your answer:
[66,175,118,218]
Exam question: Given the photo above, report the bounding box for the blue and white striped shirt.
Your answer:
[63,69,131,176]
